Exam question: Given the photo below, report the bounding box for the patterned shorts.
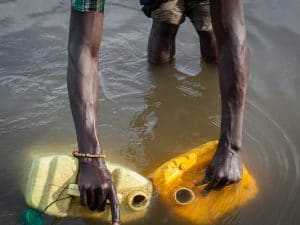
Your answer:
[71,0,105,12]
[151,0,212,31]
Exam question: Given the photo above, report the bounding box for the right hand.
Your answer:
[77,158,120,225]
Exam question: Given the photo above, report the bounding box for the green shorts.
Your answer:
[71,0,105,12]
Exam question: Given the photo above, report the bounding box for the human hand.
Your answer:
[77,158,120,225]
[195,144,243,194]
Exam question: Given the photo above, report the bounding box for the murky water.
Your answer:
[1,0,300,224]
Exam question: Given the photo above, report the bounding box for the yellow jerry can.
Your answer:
[24,155,153,223]
[150,141,258,224]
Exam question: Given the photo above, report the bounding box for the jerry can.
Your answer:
[24,155,153,223]
[150,141,258,224]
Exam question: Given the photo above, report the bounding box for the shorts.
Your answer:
[151,0,212,31]
[71,0,105,12]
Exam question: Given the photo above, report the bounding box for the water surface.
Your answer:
[0,0,300,224]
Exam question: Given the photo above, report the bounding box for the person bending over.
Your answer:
[67,0,248,224]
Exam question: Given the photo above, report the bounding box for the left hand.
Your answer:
[195,143,243,194]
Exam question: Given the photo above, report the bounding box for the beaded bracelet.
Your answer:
[72,150,106,159]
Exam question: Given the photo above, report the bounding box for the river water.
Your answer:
[0,0,300,224]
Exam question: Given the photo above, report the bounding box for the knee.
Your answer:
[147,21,178,64]
[147,35,176,64]
[148,49,174,65]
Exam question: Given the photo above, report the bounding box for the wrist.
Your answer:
[78,144,102,155]
[74,145,106,167]
[218,133,242,153]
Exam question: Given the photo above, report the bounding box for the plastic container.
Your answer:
[150,141,258,224]
[24,155,153,223]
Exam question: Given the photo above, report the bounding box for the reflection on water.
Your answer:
[121,63,220,174]
[0,0,300,224]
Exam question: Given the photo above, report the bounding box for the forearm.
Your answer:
[211,0,249,151]
[67,9,103,155]
[218,39,248,151]
[67,52,100,154]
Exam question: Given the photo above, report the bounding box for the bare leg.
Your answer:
[196,29,217,64]
[147,21,179,64]
[188,1,218,64]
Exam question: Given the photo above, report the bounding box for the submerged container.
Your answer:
[150,141,258,224]
[24,155,153,223]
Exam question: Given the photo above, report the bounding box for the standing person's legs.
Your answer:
[147,0,185,64]
[187,0,217,64]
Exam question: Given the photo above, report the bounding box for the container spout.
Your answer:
[174,188,195,205]
[127,190,150,211]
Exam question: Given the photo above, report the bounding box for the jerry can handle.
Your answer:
[67,184,123,203]
[67,184,80,197]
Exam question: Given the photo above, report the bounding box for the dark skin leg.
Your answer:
[189,0,218,63]
[147,21,179,64]
[148,22,217,65]
[197,0,249,191]
[196,29,217,64]
[67,9,120,225]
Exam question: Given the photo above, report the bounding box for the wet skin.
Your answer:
[148,0,248,191]
[66,0,248,222]
[67,9,120,225]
